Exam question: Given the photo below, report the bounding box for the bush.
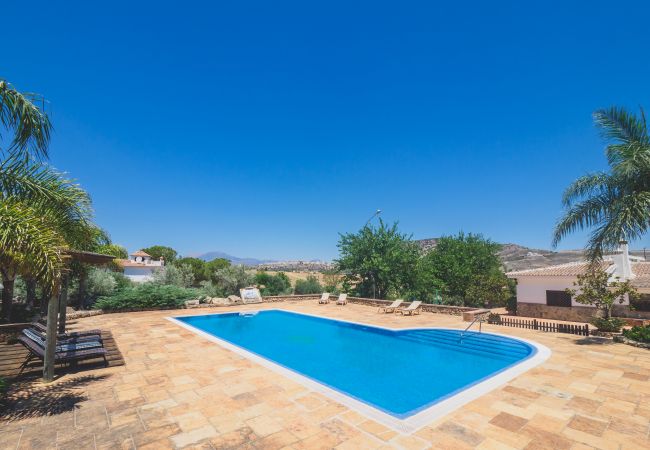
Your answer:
[590,317,626,332]
[212,265,254,296]
[623,325,650,343]
[93,284,198,310]
[199,280,225,298]
[294,275,323,295]
[506,296,517,314]
[153,264,195,288]
[255,272,292,296]
[86,268,118,298]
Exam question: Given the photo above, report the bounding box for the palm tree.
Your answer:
[553,107,650,260]
[0,80,95,319]
[0,79,51,160]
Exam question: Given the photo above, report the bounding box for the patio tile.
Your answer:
[3,301,650,449]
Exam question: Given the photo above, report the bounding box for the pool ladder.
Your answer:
[458,316,484,343]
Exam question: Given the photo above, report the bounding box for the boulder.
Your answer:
[209,297,230,305]
[185,299,200,308]
[227,295,242,304]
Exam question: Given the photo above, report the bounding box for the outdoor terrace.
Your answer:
[1,301,649,449]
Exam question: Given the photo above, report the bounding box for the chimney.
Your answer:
[613,240,634,281]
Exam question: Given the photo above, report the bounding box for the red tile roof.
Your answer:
[130,250,151,257]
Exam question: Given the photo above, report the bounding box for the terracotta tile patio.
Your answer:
[1,301,649,449]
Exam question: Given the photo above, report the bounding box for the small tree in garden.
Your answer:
[566,268,639,320]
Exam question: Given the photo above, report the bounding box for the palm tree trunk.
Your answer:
[1,274,15,320]
[26,278,37,309]
[78,272,87,310]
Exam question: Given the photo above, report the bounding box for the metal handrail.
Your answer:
[459,316,484,343]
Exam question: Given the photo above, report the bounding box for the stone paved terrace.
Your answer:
[1,301,649,449]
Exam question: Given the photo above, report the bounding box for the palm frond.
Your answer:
[552,193,613,248]
[0,80,52,160]
[594,106,649,148]
[561,172,613,207]
[0,200,67,288]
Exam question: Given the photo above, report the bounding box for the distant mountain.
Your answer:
[416,238,647,272]
[195,251,273,266]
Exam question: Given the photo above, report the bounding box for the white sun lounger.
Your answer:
[378,299,403,313]
[318,293,331,304]
[336,293,348,305]
[397,301,422,316]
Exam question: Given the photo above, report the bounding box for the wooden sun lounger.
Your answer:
[26,327,102,345]
[396,301,422,316]
[22,329,104,353]
[378,299,403,313]
[318,293,331,304]
[33,321,102,340]
[336,294,348,305]
[17,336,108,373]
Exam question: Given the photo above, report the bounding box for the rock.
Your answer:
[227,295,242,304]
[208,297,229,305]
[185,299,200,308]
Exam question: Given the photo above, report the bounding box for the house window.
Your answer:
[631,294,650,312]
[546,290,572,307]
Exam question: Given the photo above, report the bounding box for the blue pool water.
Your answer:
[176,310,535,418]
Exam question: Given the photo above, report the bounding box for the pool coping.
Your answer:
[166,308,551,434]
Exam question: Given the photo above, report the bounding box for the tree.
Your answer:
[0,79,51,160]
[211,265,253,296]
[0,80,103,319]
[553,107,650,260]
[566,268,639,319]
[336,220,420,299]
[153,264,195,288]
[141,245,178,264]
[294,275,323,295]
[254,271,292,296]
[417,233,508,307]
[204,258,231,283]
[175,257,207,284]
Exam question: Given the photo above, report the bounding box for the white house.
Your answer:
[118,250,165,283]
[507,243,650,322]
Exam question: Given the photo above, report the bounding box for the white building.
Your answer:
[507,243,650,322]
[118,250,165,283]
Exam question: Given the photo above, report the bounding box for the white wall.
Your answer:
[517,276,600,308]
[124,267,157,283]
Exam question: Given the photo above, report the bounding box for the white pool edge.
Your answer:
[166,309,551,434]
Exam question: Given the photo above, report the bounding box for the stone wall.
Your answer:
[517,302,650,322]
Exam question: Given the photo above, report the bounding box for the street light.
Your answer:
[363,209,382,299]
[364,209,382,227]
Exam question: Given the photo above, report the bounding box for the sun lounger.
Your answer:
[33,321,102,340]
[27,327,102,345]
[397,301,422,316]
[22,329,103,353]
[378,299,403,313]
[336,294,348,305]
[17,336,108,373]
[318,293,331,304]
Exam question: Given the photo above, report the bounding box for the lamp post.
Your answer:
[364,209,381,298]
[364,209,382,228]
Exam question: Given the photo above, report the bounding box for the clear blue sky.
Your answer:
[3,1,650,260]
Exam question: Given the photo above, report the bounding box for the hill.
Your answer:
[416,238,647,272]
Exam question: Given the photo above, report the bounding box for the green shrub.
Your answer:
[254,272,292,296]
[294,275,323,295]
[93,284,198,311]
[590,317,626,332]
[506,296,517,314]
[212,265,253,296]
[153,264,195,288]
[623,325,650,343]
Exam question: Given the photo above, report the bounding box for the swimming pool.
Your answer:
[170,309,550,432]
